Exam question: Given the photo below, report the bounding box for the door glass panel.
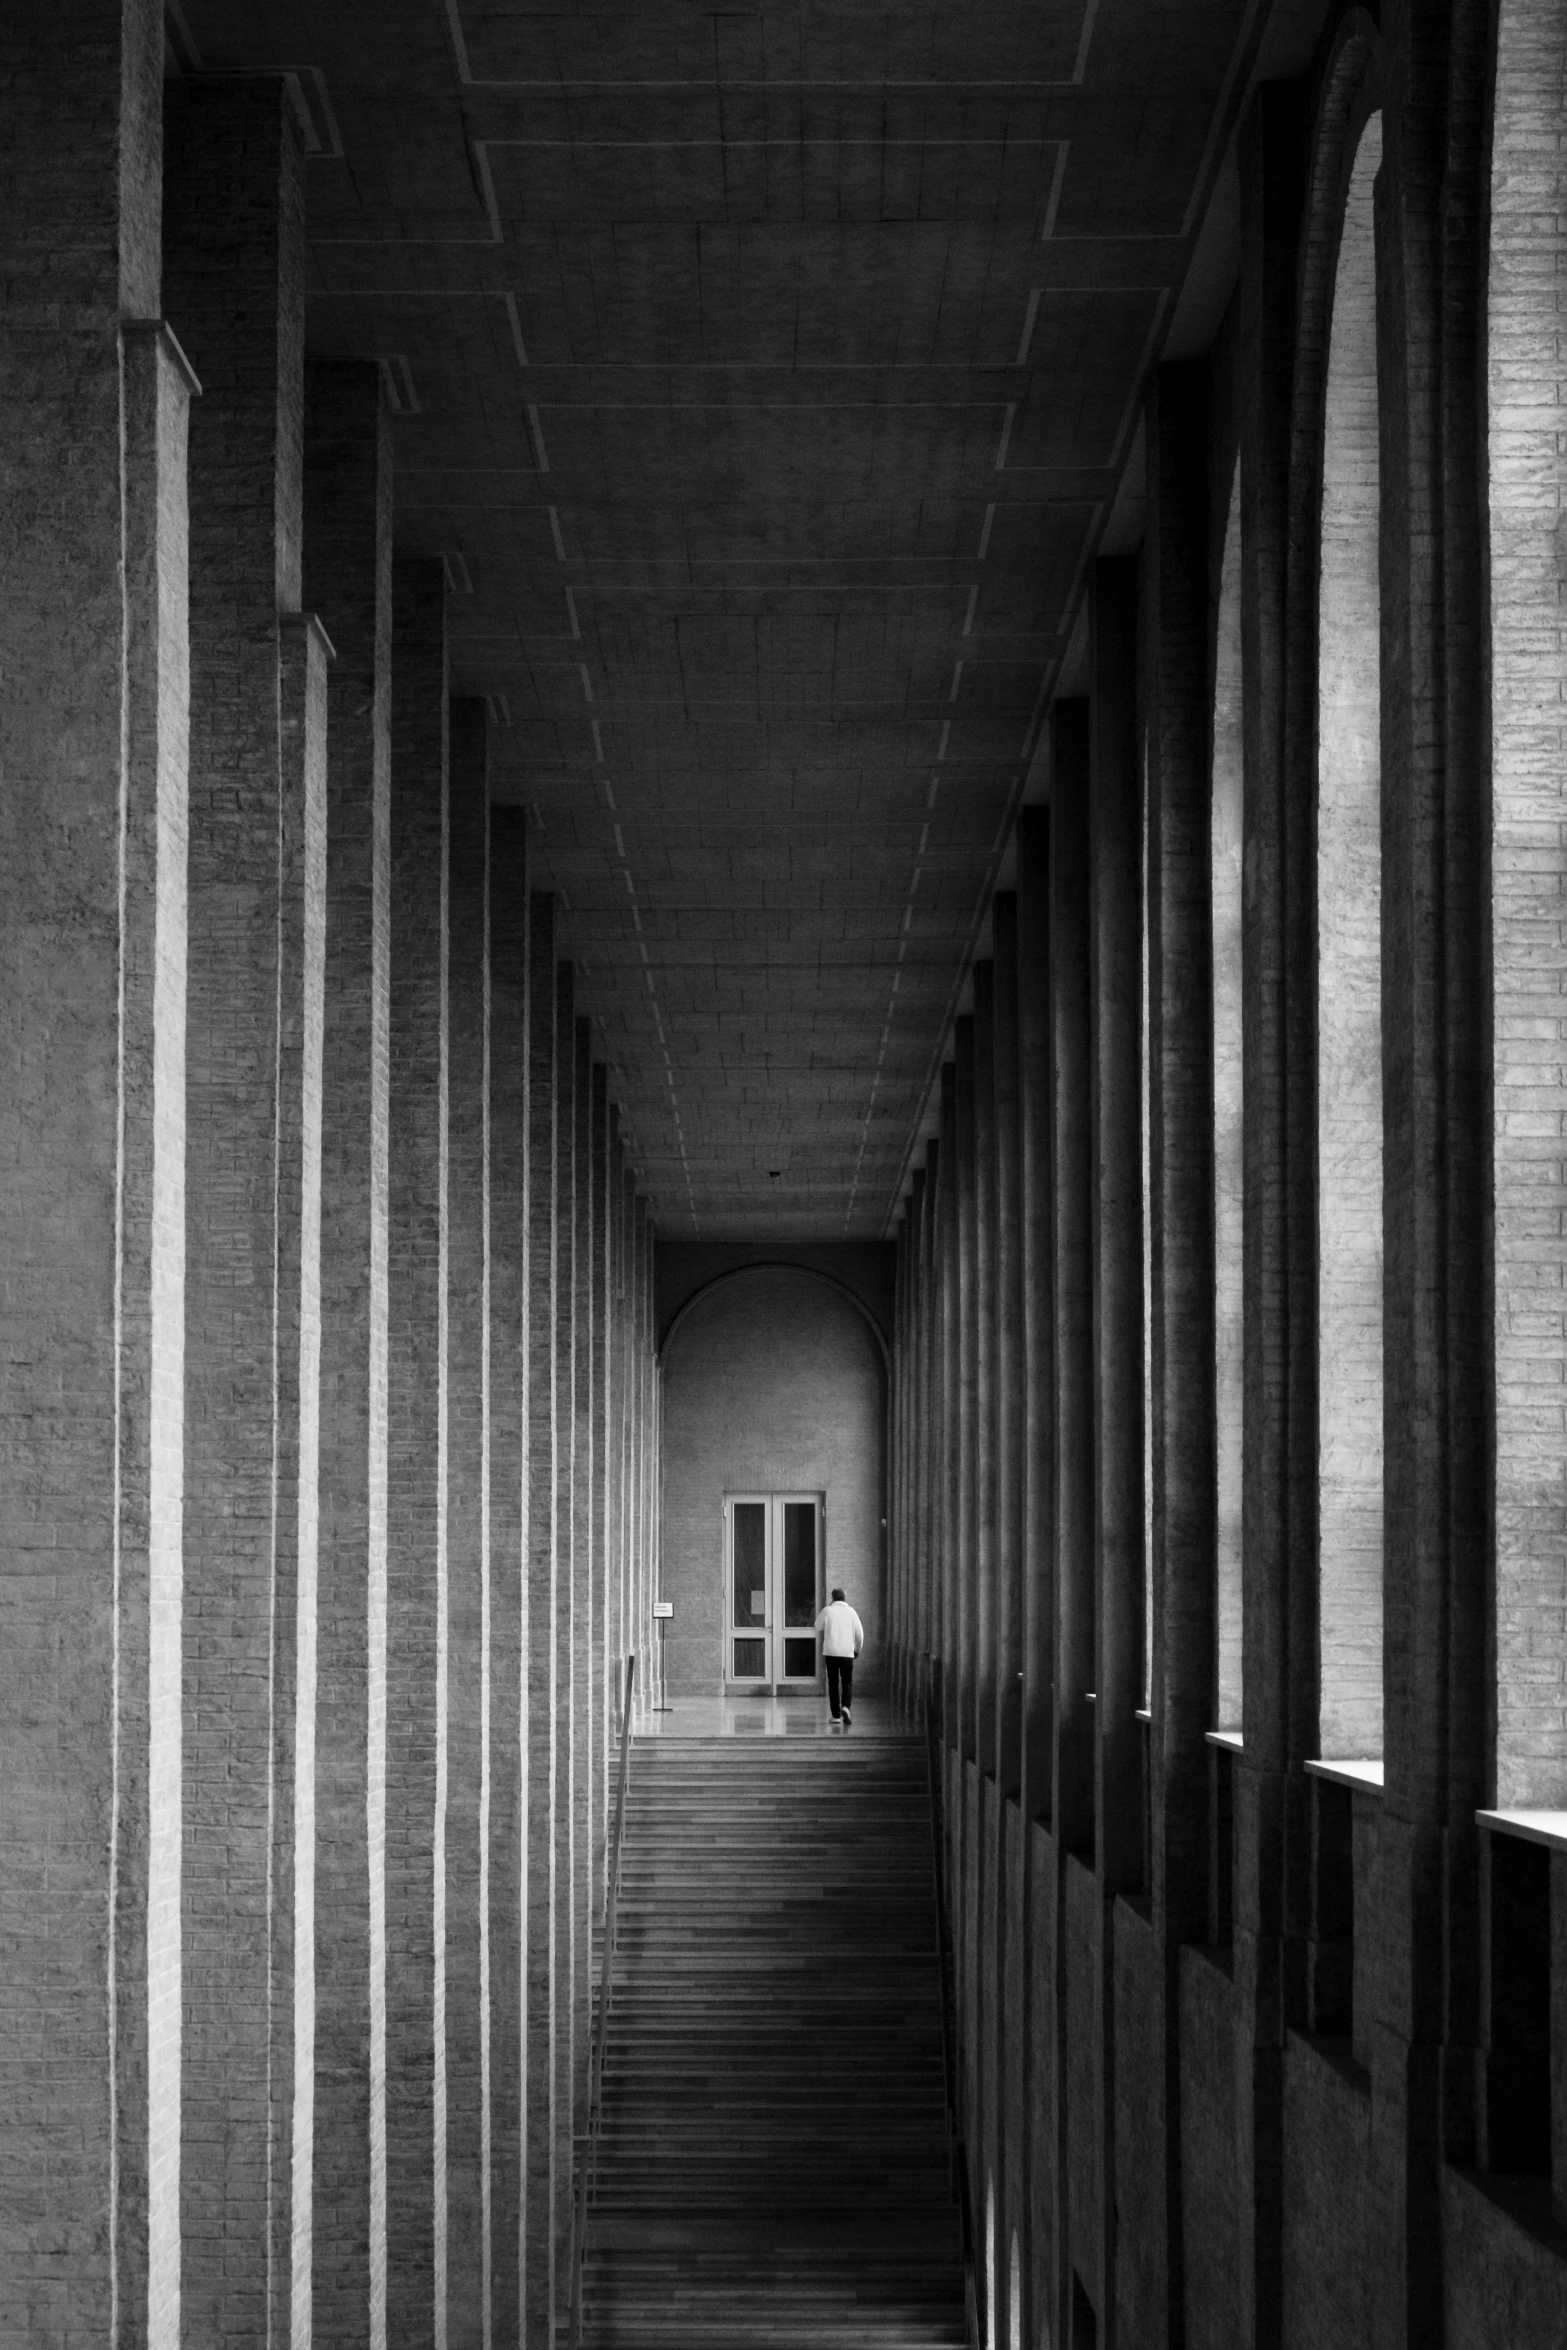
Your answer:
[783,1636,817,1679]
[782,1502,817,1626]
[733,1637,767,1678]
[732,1503,765,1631]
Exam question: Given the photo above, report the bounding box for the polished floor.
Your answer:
[634,1691,909,1741]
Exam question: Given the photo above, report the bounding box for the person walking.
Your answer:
[816,1585,864,1728]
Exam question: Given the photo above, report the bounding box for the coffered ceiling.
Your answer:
[174,0,1290,1238]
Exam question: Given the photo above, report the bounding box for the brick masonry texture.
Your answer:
[161,77,310,2343]
[303,359,394,2349]
[385,550,448,2345]
[0,9,184,2341]
[661,1266,887,1696]
[10,3,1567,2345]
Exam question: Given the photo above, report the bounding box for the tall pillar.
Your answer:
[939,1066,962,1735]
[918,1147,942,1716]
[1140,360,1219,2346]
[571,1019,595,2127]
[385,552,449,2345]
[161,75,322,2344]
[304,360,394,2349]
[591,1078,613,1896]
[1238,87,1310,2350]
[974,967,1001,1766]
[1017,812,1055,1827]
[1145,365,1218,1943]
[0,8,190,2337]
[553,974,580,2300]
[1089,555,1146,1901]
[955,1020,980,1767]
[1049,699,1094,2350]
[447,697,491,2338]
[486,813,530,2350]
[524,897,560,2345]
[993,902,1025,1799]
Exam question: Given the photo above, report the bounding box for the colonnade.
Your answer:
[0,28,660,2347]
[886,15,1567,2347]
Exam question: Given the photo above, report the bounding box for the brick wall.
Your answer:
[660,1267,887,1696]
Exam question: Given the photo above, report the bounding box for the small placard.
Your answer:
[750,1589,766,1617]
[652,1600,673,1620]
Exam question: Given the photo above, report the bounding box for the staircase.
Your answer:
[577,1726,969,2348]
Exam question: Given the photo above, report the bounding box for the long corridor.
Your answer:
[577,1713,967,2349]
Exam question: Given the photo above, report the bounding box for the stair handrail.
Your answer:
[924,1651,983,2350]
[567,1650,637,2350]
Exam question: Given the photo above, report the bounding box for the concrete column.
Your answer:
[160,75,322,2344]
[486,812,529,2350]
[0,6,189,2331]
[1089,556,1146,1901]
[385,552,449,2346]
[524,897,559,2345]
[974,966,1000,1768]
[1016,815,1055,1829]
[304,360,394,2349]
[552,967,579,2306]
[447,697,491,2338]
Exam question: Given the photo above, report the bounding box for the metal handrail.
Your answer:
[924,1653,982,2350]
[567,1651,637,2350]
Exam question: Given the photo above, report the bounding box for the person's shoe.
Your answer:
[842,1706,851,1729]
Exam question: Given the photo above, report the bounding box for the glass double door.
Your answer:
[726,1493,822,1688]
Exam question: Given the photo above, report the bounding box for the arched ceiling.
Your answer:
[173,0,1292,1239]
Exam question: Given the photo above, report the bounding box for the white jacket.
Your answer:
[816,1600,864,1659]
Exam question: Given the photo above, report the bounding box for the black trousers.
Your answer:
[825,1655,854,1717]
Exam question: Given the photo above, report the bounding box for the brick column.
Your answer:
[1141,359,1219,2345]
[1051,708,1095,1859]
[918,1148,941,1713]
[938,1066,962,1734]
[571,1018,595,2125]
[1048,699,1093,2350]
[993,899,1025,1801]
[1089,556,1146,1902]
[954,1018,980,1770]
[161,79,323,2343]
[304,360,393,2350]
[0,10,190,2334]
[486,813,529,2350]
[446,698,491,2339]
[591,1077,613,1904]
[524,899,560,2343]
[553,973,580,2298]
[275,612,333,2344]
[385,552,449,2344]
[1238,85,1310,2350]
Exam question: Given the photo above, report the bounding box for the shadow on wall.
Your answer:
[660,1266,887,1697]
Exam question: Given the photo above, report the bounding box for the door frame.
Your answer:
[722,1490,824,1693]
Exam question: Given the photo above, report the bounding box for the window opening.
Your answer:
[1316,111,1385,1759]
